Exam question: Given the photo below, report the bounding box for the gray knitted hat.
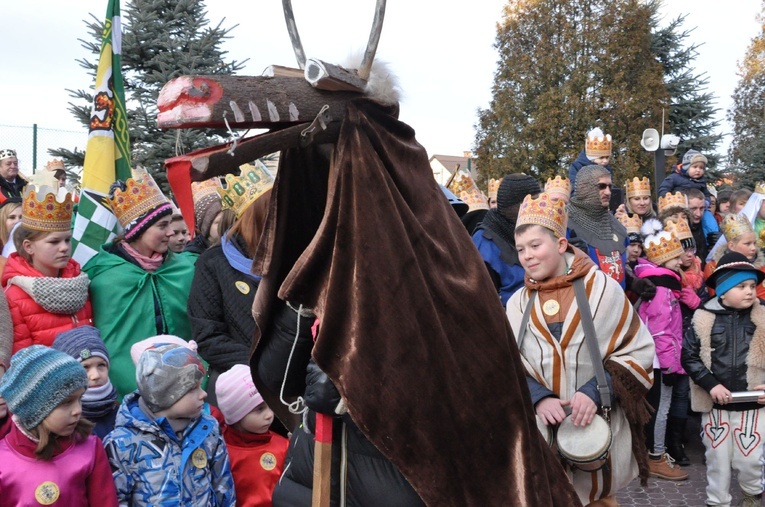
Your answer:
[0,345,88,429]
[136,343,206,412]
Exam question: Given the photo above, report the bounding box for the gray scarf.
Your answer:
[6,272,90,314]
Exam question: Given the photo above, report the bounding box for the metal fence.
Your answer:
[0,124,87,176]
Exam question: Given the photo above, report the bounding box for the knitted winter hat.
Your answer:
[0,345,88,429]
[496,174,541,220]
[52,326,110,366]
[706,252,765,294]
[135,343,206,413]
[108,169,173,241]
[572,165,610,208]
[681,150,708,174]
[215,364,265,425]
[130,334,198,366]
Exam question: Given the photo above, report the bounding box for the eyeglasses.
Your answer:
[597,183,611,190]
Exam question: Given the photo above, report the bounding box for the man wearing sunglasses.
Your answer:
[566,165,629,289]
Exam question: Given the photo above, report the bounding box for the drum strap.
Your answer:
[515,290,537,351]
[573,278,612,413]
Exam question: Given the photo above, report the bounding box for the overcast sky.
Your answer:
[0,1,761,171]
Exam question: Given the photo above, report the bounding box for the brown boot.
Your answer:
[648,452,688,481]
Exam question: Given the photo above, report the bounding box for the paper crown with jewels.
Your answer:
[44,159,65,172]
[625,177,651,199]
[585,129,612,158]
[21,185,74,232]
[657,191,688,214]
[108,168,171,231]
[664,216,693,243]
[449,173,488,212]
[0,149,16,160]
[516,192,568,238]
[721,213,754,242]
[618,213,642,234]
[544,175,571,200]
[488,178,501,200]
[644,231,684,265]
[218,162,274,217]
[755,182,765,196]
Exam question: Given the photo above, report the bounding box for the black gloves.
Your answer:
[706,232,721,248]
[662,372,677,387]
[304,360,345,416]
[630,276,657,301]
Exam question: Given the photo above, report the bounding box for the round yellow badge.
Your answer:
[235,281,250,295]
[192,448,208,469]
[542,299,560,316]
[260,452,277,471]
[35,482,60,505]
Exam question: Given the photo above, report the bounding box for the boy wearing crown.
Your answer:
[507,192,654,506]
[83,169,196,397]
[568,128,613,190]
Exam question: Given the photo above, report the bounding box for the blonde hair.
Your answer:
[0,202,21,248]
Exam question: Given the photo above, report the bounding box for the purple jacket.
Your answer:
[635,259,686,374]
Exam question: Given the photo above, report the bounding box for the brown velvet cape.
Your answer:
[250,98,581,506]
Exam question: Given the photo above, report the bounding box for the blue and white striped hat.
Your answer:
[0,345,88,429]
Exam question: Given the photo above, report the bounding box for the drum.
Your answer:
[555,415,612,472]
[535,414,553,446]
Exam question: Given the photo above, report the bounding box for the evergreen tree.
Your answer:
[727,5,765,190]
[474,0,667,186]
[649,5,722,178]
[52,0,245,191]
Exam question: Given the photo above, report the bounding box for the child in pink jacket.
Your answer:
[635,219,696,479]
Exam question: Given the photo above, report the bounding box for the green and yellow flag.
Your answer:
[72,0,131,266]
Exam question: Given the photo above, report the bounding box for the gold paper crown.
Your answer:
[448,173,479,196]
[191,178,223,206]
[585,131,612,158]
[0,149,16,160]
[488,178,501,200]
[458,189,489,212]
[625,177,651,199]
[45,159,65,172]
[109,168,171,229]
[218,162,274,217]
[644,231,684,265]
[516,192,568,238]
[664,216,693,242]
[544,176,571,200]
[21,185,74,232]
[618,213,642,234]
[657,192,688,214]
[721,213,754,241]
[755,182,765,195]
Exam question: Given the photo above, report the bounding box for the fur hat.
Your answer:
[52,325,110,366]
[130,335,198,366]
[681,150,708,175]
[215,364,264,425]
[0,345,88,429]
[135,343,206,413]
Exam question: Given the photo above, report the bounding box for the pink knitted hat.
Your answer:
[216,364,264,425]
[130,335,198,366]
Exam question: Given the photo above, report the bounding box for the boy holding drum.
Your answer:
[506,192,655,506]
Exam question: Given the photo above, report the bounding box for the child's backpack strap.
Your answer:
[515,289,537,351]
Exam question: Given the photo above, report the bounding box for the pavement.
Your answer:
[616,414,760,506]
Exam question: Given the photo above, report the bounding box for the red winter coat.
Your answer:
[2,253,93,353]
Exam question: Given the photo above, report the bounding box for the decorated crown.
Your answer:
[458,189,489,212]
[191,178,223,206]
[45,159,65,172]
[657,192,688,214]
[544,175,571,200]
[721,213,754,242]
[618,213,642,234]
[22,185,74,232]
[755,182,765,196]
[585,129,612,158]
[0,149,16,160]
[218,162,274,217]
[664,216,693,242]
[108,168,171,229]
[488,178,501,200]
[625,177,651,199]
[517,192,567,238]
[448,173,478,195]
[644,231,684,265]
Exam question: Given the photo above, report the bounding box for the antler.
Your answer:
[282,0,386,81]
